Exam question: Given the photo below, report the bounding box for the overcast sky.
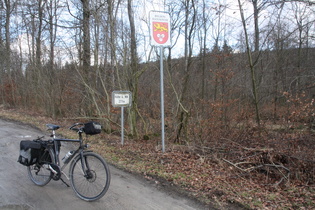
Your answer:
[12,0,315,65]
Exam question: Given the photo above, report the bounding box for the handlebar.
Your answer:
[46,122,101,135]
[69,123,84,132]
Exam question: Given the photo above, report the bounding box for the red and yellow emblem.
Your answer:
[152,22,169,44]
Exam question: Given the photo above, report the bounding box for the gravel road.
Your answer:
[0,119,209,210]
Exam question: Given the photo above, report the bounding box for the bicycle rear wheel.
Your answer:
[69,152,111,201]
[27,148,54,186]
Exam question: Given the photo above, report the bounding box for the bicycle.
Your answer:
[27,122,111,201]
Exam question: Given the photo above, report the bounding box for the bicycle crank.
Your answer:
[48,163,61,180]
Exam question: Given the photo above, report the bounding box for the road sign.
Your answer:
[150,11,171,47]
[112,91,132,145]
[149,10,171,153]
[112,91,132,107]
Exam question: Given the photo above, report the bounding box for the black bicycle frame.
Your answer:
[51,131,89,176]
[52,138,80,165]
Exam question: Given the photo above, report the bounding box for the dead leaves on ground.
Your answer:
[1,108,314,209]
[96,138,315,209]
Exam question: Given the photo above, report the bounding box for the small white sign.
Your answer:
[112,91,132,107]
[149,11,171,47]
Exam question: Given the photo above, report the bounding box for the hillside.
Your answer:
[1,107,314,209]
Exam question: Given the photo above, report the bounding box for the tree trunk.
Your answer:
[80,0,92,116]
[252,0,259,52]
[47,0,59,117]
[238,0,261,126]
[127,0,139,138]
[175,0,196,143]
[81,0,91,73]
[4,0,16,105]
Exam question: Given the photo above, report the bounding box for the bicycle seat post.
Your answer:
[49,127,59,165]
[52,130,56,139]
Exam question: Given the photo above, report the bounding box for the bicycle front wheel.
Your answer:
[27,148,54,186]
[69,152,111,201]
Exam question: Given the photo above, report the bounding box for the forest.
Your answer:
[0,0,315,207]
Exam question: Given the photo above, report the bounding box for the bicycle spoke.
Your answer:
[26,122,110,201]
[27,149,53,186]
[70,152,110,201]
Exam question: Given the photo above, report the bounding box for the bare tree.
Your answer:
[290,1,313,92]
[198,0,212,101]
[35,0,45,69]
[2,0,17,105]
[81,0,91,72]
[175,0,197,143]
[0,0,314,147]
[4,0,12,73]
[106,0,122,89]
[17,0,47,110]
[45,0,62,117]
[127,0,140,138]
[46,0,60,69]
[238,0,261,126]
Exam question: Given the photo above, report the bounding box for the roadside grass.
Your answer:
[2,107,315,209]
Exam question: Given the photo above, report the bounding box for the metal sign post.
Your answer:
[150,11,171,153]
[159,46,165,153]
[121,106,124,145]
[112,91,132,145]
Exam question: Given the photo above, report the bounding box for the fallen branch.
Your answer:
[221,138,274,152]
[222,158,247,172]
[223,158,291,186]
[246,163,290,173]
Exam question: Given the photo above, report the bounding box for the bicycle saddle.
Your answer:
[46,124,60,130]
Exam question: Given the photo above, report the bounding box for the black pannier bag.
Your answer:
[18,140,42,166]
[83,122,102,135]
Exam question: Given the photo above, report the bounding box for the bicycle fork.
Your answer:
[79,151,94,180]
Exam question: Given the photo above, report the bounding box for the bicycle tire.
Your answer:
[27,148,54,186]
[69,152,111,201]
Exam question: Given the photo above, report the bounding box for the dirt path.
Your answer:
[0,119,209,210]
